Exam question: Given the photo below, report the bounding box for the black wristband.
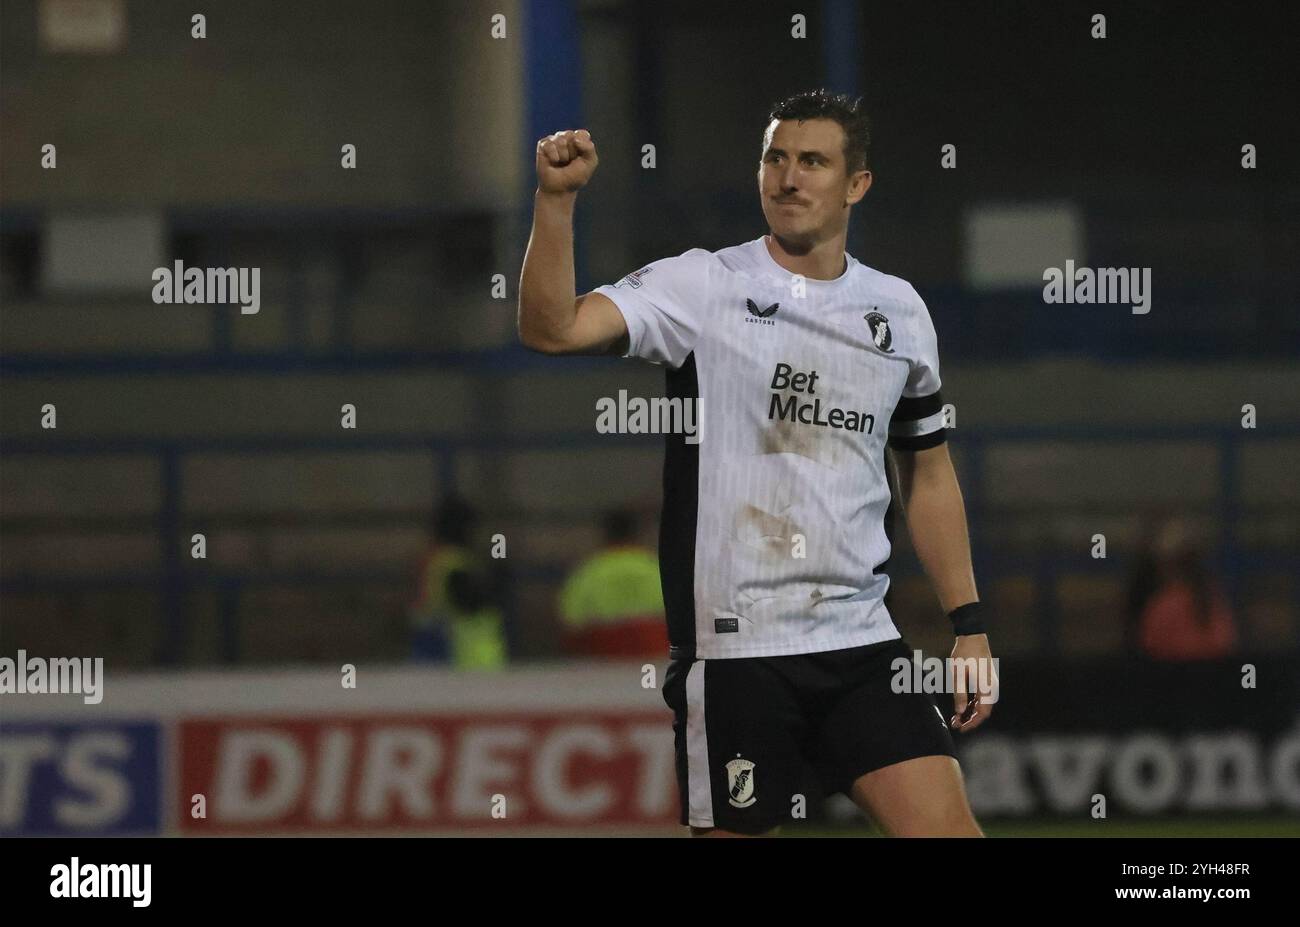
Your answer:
[947,601,986,636]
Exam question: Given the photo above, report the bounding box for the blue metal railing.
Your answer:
[2,422,1296,664]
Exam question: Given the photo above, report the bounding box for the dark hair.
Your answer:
[767,89,871,174]
[432,495,476,545]
[602,508,638,545]
[1170,548,1216,629]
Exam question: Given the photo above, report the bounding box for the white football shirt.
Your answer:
[594,235,948,659]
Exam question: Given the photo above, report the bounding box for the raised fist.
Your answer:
[536,129,599,194]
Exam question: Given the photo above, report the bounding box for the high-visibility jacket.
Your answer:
[559,546,668,657]
[411,544,506,669]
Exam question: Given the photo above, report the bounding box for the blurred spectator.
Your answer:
[559,508,668,658]
[1126,517,1237,661]
[408,496,507,669]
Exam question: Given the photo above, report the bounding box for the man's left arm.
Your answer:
[890,442,997,732]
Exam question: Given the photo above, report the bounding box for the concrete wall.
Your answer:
[0,0,524,210]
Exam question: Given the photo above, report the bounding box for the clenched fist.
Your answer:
[536,129,598,194]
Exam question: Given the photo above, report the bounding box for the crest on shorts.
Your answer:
[864,310,894,353]
[726,756,757,808]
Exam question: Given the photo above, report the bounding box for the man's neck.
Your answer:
[765,233,848,281]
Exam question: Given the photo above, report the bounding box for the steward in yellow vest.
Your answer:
[409,497,506,669]
[559,509,668,658]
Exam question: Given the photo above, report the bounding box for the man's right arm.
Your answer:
[518,129,629,356]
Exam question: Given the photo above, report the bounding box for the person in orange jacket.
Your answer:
[1127,517,1237,661]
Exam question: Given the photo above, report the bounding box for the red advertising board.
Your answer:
[178,713,677,832]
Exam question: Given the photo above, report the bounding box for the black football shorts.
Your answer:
[661,636,958,834]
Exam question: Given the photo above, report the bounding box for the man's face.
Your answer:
[758,117,871,245]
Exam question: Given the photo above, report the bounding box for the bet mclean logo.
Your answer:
[50,857,151,907]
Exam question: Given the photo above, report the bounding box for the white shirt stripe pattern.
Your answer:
[597,237,946,659]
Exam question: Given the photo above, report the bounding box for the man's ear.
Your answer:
[847,169,873,205]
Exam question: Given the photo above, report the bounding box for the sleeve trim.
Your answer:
[891,389,944,424]
[593,284,645,360]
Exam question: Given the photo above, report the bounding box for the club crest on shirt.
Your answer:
[615,266,654,289]
[864,310,894,353]
[726,757,757,808]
